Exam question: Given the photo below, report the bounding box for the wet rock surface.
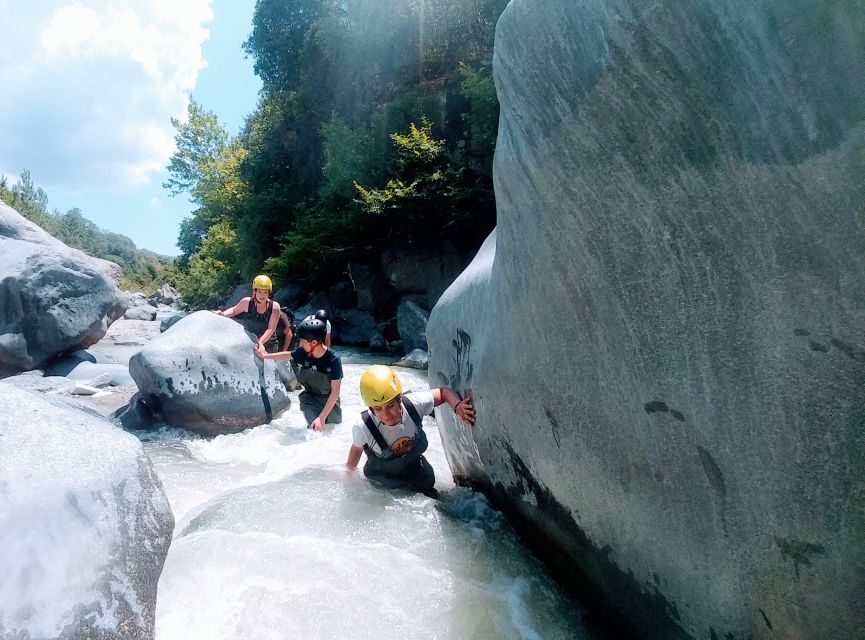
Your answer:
[129,311,294,435]
[0,203,126,376]
[0,384,173,640]
[427,2,865,639]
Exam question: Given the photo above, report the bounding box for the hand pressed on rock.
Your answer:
[454,395,476,427]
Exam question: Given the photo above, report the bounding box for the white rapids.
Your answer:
[142,350,598,640]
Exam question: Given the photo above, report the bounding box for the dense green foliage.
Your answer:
[169,0,506,308]
[0,171,175,293]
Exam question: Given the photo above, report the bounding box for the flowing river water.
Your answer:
[121,346,601,640]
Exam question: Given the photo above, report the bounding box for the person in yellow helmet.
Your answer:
[345,365,474,495]
[213,275,289,353]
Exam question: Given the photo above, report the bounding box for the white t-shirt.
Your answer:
[352,391,435,456]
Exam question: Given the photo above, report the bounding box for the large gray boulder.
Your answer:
[332,308,377,345]
[147,283,180,306]
[125,303,158,321]
[397,300,429,353]
[427,3,865,640]
[0,384,173,639]
[0,203,126,377]
[48,358,135,387]
[128,311,294,435]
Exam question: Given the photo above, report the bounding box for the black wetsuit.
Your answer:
[291,347,343,425]
[237,298,279,352]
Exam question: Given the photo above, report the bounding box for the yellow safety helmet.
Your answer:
[252,274,273,291]
[359,365,402,407]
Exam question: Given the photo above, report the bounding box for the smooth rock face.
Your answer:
[125,304,158,321]
[427,3,865,639]
[129,311,293,435]
[0,203,124,377]
[396,300,429,353]
[0,384,173,639]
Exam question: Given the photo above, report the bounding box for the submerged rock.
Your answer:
[428,2,865,639]
[0,384,173,639]
[129,311,294,435]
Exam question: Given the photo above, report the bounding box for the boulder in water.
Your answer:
[0,383,173,639]
[428,2,865,639]
[129,311,294,435]
[396,300,429,353]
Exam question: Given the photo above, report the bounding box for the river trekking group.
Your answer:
[213,274,475,495]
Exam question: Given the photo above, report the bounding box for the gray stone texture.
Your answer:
[111,392,159,431]
[348,262,394,311]
[0,372,76,395]
[0,203,125,377]
[159,313,186,333]
[147,283,180,306]
[129,311,294,435]
[426,2,865,639]
[396,300,430,353]
[396,348,429,370]
[328,280,357,312]
[125,304,158,321]
[380,244,472,308]
[0,384,173,639]
[273,283,306,311]
[50,360,135,387]
[331,308,377,346]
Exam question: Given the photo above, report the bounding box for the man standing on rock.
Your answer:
[256,316,343,431]
[213,275,285,353]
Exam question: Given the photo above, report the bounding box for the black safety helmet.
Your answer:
[314,309,329,322]
[297,316,327,342]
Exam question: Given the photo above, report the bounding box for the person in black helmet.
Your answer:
[313,309,332,347]
[256,315,342,430]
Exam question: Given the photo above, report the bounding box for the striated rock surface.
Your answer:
[129,311,294,435]
[0,384,173,639]
[0,203,126,376]
[427,2,865,639]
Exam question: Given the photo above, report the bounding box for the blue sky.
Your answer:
[0,0,261,256]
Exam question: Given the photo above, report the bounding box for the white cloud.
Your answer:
[149,196,162,207]
[0,1,214,193]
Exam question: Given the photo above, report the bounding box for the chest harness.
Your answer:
[360,397,429,470]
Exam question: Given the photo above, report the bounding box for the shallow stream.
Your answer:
[128,348,600,640]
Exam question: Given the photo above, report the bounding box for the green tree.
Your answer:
[353,117,479,241]
[163,99,229,198]
[243,0,329,91]
[174,220,241,308]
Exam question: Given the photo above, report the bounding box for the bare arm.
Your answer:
[346,444,363,470]
[256,343,293,360]
[431,387,475,426]
[309,378,341,431]
[213,297,250,318]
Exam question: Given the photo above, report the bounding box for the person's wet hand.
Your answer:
[455,395,476,426]
[310,416,325,432]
